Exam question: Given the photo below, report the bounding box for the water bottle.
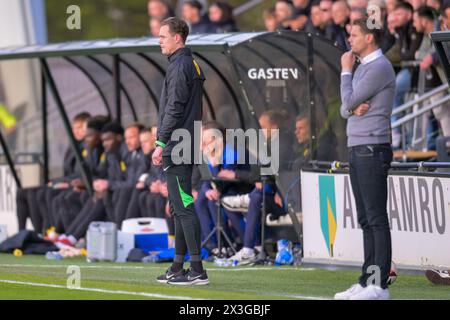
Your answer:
[275,239,294,266]
[45,251,62,260]
[214,257,239,267]
[142,255,159,263]
[293,243,303,266]
[213,257,231,267]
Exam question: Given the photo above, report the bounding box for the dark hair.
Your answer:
[87,115,109,132]
[202,120,226,137]
[395,1,414,12]
[443,2,450,16]
[310,0,321,8]
[296,111,309,122]
[261,109,289,128]
[276,0,294,5]
[161,17,190,43]
[139,126,153,134]
[126,122,145,131]
[184,0,202,11]
[352,17,383,46]
[101,122,124,135]
[263,7,276,18]
[211,2,234,22]
[416,5,436,21]
[73,112,91,123]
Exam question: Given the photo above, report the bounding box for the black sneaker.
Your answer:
[156,267,186,284]
[168,268,209,286]
[425,269,450,285]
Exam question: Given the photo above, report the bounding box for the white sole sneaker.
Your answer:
[168,278,210,286]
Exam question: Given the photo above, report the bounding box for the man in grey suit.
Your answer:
[335,17,396,300]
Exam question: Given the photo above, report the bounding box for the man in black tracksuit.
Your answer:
[16,112,91,234]
[57,122,129,246]
[153,17,208,285]
[103,123,148,228]
[51,116,107,234]
[125,128,166,221]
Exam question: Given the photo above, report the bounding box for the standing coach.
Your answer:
[335,17,395,300]
[152,17,208,285]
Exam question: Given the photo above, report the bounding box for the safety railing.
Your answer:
[391,61,449,152]
[309,160,450,172]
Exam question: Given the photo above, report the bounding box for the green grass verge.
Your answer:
[0,254,448,300]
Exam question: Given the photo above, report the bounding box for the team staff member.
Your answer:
[104,122,148,227]
[335,17,395,300]
[16,112,90,234]
[50,116,107,235]
[56,122,128,247]
[152,17,208,285]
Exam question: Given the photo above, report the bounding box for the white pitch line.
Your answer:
[281,294,331,300]
[0,264,315,272]
[0,279,203,300]
[207,267,316,272]
[0,264,149,270]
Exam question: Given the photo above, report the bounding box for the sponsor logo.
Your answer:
[319,175,337,257]
[247,68,299,80]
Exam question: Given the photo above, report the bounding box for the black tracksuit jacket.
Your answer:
[156,47,205,164]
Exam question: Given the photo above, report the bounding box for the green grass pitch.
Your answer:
[0,253,448,300]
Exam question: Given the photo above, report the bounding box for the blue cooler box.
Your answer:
[121,218,169,252]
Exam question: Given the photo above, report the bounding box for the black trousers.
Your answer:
[164,162,202,263]
[103,187,134,228]
[53,190,89,233]
[349,144,392,289]
[37,187,66,231]
[66,195,107,240]
[16,187,43,233]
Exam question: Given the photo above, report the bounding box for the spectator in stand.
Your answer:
[291,0,311,30]
[332,0,351,28]
[414,5,450,139]
[275,0,295,30]
[209,2,238,33]
[386,0,399,13]
[407,0,427,10]
[332,0,351,49]
[318,0,347,48]
[149,18,162,37]
[349,0,369,9]
[147,0,174,20]
[367,0,392,52]
[426,0,441,12]
[305,0,324,35]
[441,2,450,30]
[388,1,424,148]
[182,0,213,34]
[346,6,366,36]
[263,7,279,31]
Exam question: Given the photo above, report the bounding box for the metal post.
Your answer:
[306,33,317,160]
[0,130,21,189]
[41,72,49,183]
[40,59,93,195]
[113,54,121,124]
